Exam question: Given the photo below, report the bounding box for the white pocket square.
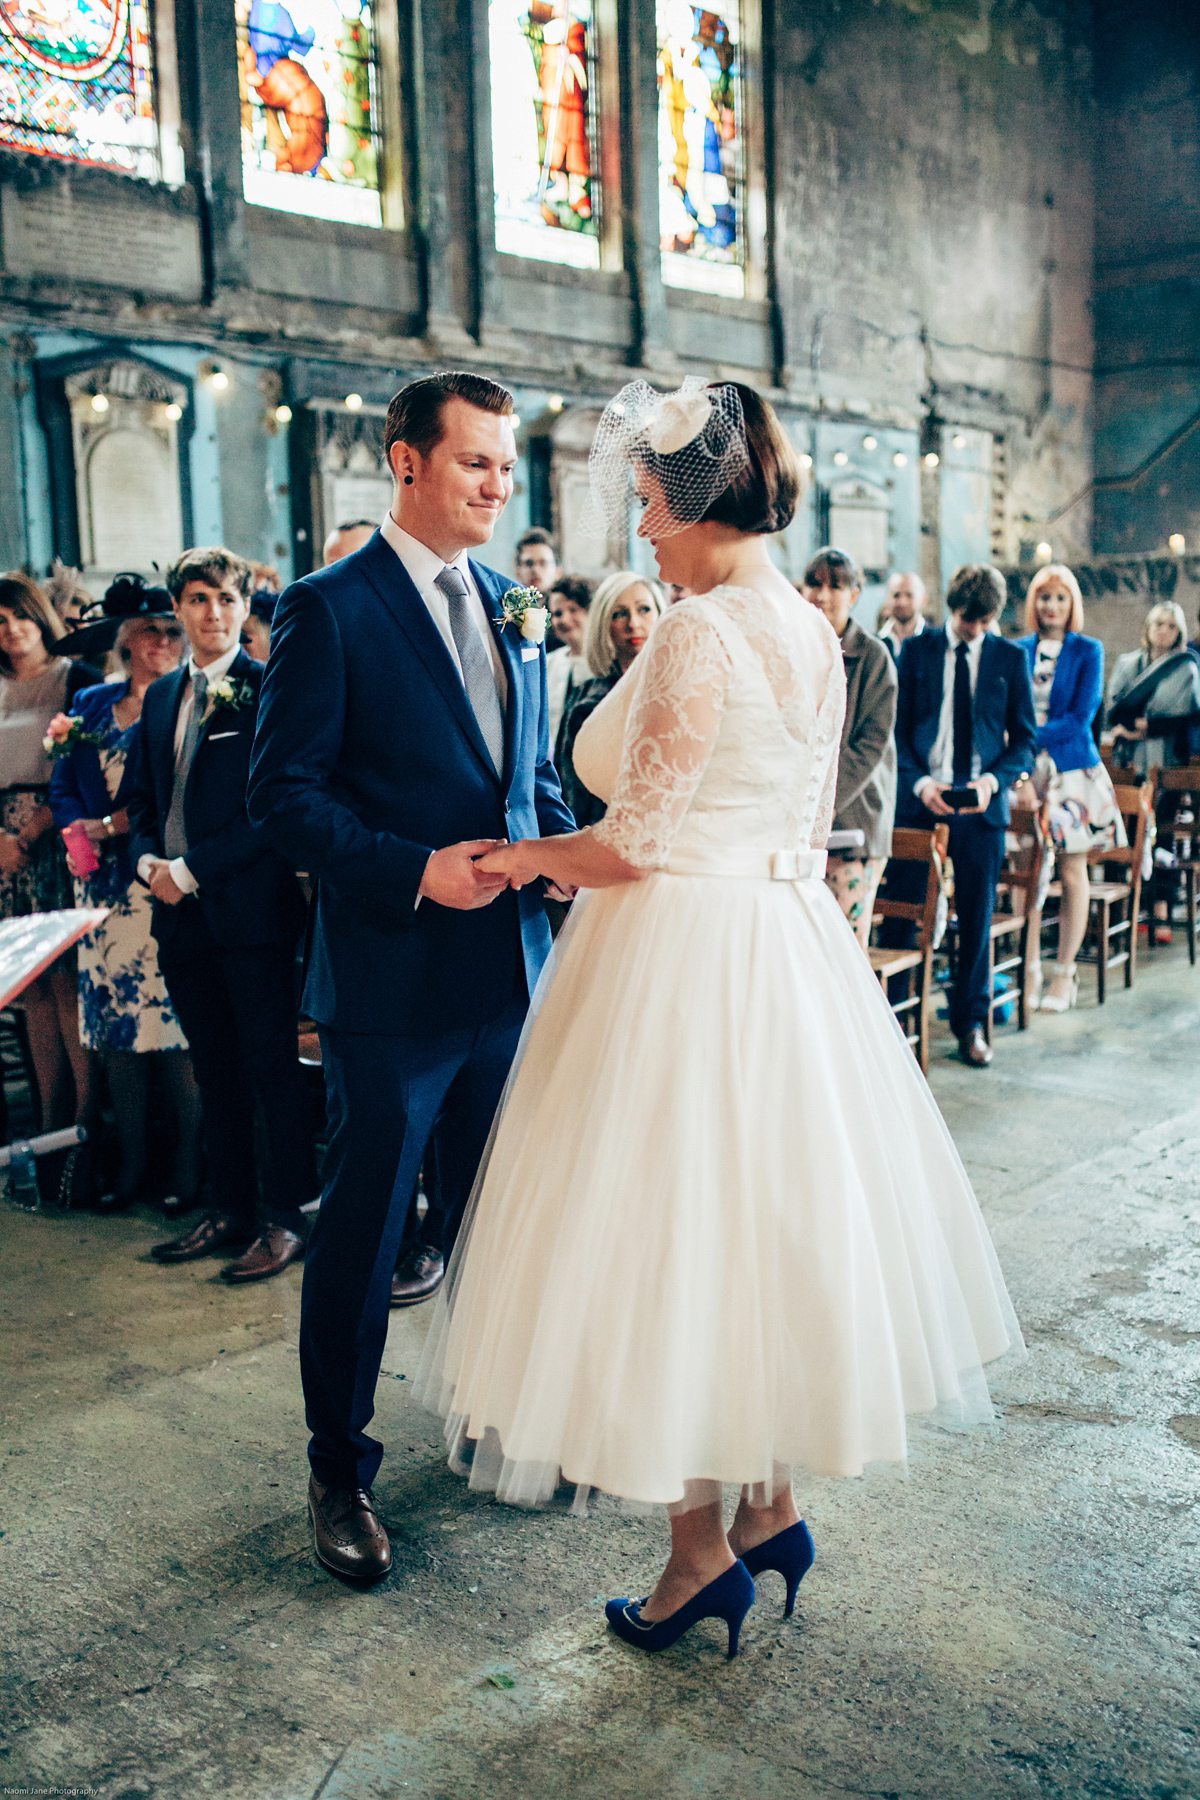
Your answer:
[520,645,540,662]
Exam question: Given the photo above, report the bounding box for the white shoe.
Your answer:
[1025,963,1043,1012]
[1039,962,1078,1013]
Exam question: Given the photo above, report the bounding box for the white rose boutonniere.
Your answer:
[203,676,254,721]
[497,585,549,645]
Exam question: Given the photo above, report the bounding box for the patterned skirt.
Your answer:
[1031,753,1127,858]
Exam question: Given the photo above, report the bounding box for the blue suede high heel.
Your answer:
[738,1519,815,1617]
[605,1560,755,1659]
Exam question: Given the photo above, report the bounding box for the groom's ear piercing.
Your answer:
[404,474,414,486]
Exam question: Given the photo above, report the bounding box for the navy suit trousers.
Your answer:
[881,814,1005,1039]
[300,995,526,1490]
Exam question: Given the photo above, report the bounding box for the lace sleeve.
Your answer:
[592,603,733,868]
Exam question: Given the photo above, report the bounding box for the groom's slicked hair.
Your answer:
[385,372,515,462]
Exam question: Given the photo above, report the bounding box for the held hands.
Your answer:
[144,857,188,907]
[1111,720,1148,741]
[419,840,512,910]
[919,774,998,818]
[473,843,578,901]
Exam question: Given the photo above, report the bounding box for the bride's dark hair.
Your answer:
[697,383,801,536]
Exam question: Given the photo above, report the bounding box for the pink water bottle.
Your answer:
[62,820,100,876]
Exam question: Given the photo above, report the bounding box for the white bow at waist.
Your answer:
[661,846,828,882]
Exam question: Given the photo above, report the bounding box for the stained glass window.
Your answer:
[237,0,382,227]
[490,0,600,270]
[657,0,744,297]
[0,0,158,177]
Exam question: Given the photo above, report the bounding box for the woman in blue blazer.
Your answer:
[49,610,202,1214]
[1015,565,1125,1014]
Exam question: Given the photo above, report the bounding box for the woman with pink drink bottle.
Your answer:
[49,578,202,1217]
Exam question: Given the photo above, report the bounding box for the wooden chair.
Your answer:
[1154,765,1200,965]
[1083,781,1153,1001]
[986,804,1050,1039]
[869,825,948,1074]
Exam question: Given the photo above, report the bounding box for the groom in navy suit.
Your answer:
[249,371,575,1581]
[890,563,1036,1068]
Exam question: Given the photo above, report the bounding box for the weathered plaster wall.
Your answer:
[1093,0,1200,556]
[774,0,1095,567]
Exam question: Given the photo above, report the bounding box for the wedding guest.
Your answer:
[556,571,665,829]
[878,571,929,663]
[514,528,560,593]
[322,521,375,567]
[0,574,101,1135]
[241,592,277,664]
[1014,565,1124,1011]
[545,575,593,742]
[890,563,1037,1067]
[43,560,95,633]
[49,594,203,1214]
[800,548,897,949]
[128,547,315,1282]
[1108,600,1200,944]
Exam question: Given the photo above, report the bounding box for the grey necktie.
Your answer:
[434,566,505,775]
[163,669,208,858]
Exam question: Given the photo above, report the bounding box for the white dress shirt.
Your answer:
[379,513,508,711]
[918,621,998,806]
[138,641,243,896]
[545,646,588,743]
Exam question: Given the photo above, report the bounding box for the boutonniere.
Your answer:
[43,712,105,759]
[203,677,254,721]
[496,585,549,645]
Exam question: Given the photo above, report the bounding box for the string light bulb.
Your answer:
[547,395,564,412]
[1169,533,1186,554]
[275,404,292,424]
[862,434,877,450]
[210,370,229,391]
[952,433,967,449]
[800,453,814,469]
[344,393,363,411]
[892,451,908,467]
[832,450,849,467]
[511,414,522,429]
[1036,541,1053,561]
[91,393,109,413]
[924,452,940,469]
[165,402,183,422]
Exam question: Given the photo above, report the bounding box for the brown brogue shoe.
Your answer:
[222,1226,304,1284]
[308,1476,392,1582]
[390,1243,444,1307]
[958,1027,994,1069]
[152,1212,252,1263]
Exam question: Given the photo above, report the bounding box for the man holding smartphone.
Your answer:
[891,564,1037,1067]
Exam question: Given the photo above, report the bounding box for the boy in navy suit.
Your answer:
[890,564,1036,1067]
[249,373,575,1581]
[128,548,315,1279]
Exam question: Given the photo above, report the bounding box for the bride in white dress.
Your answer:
[416,379,1022,1659]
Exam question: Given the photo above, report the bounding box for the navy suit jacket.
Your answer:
[895,628,1037,829]
[1013,631,1104,772]
[247,530,575,1036]
[127,650,305,950]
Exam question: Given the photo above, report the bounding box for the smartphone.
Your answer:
[943,787,980,811]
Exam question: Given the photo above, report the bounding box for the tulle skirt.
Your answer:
[416,868,1023,1510]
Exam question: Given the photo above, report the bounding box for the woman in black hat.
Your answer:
[49,576,203,1215]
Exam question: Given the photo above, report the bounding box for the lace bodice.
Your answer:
[574,585,847,869]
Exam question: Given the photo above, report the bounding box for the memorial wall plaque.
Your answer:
[1,186,203,299]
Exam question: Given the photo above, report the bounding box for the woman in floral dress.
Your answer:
[50,606,203,1215]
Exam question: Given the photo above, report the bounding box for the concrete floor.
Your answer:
[1,947,1199,1800]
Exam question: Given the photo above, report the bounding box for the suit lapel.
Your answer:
[359,536,500,782]
[152,666,189,818]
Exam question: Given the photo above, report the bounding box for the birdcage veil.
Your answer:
[584,378,750,541]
